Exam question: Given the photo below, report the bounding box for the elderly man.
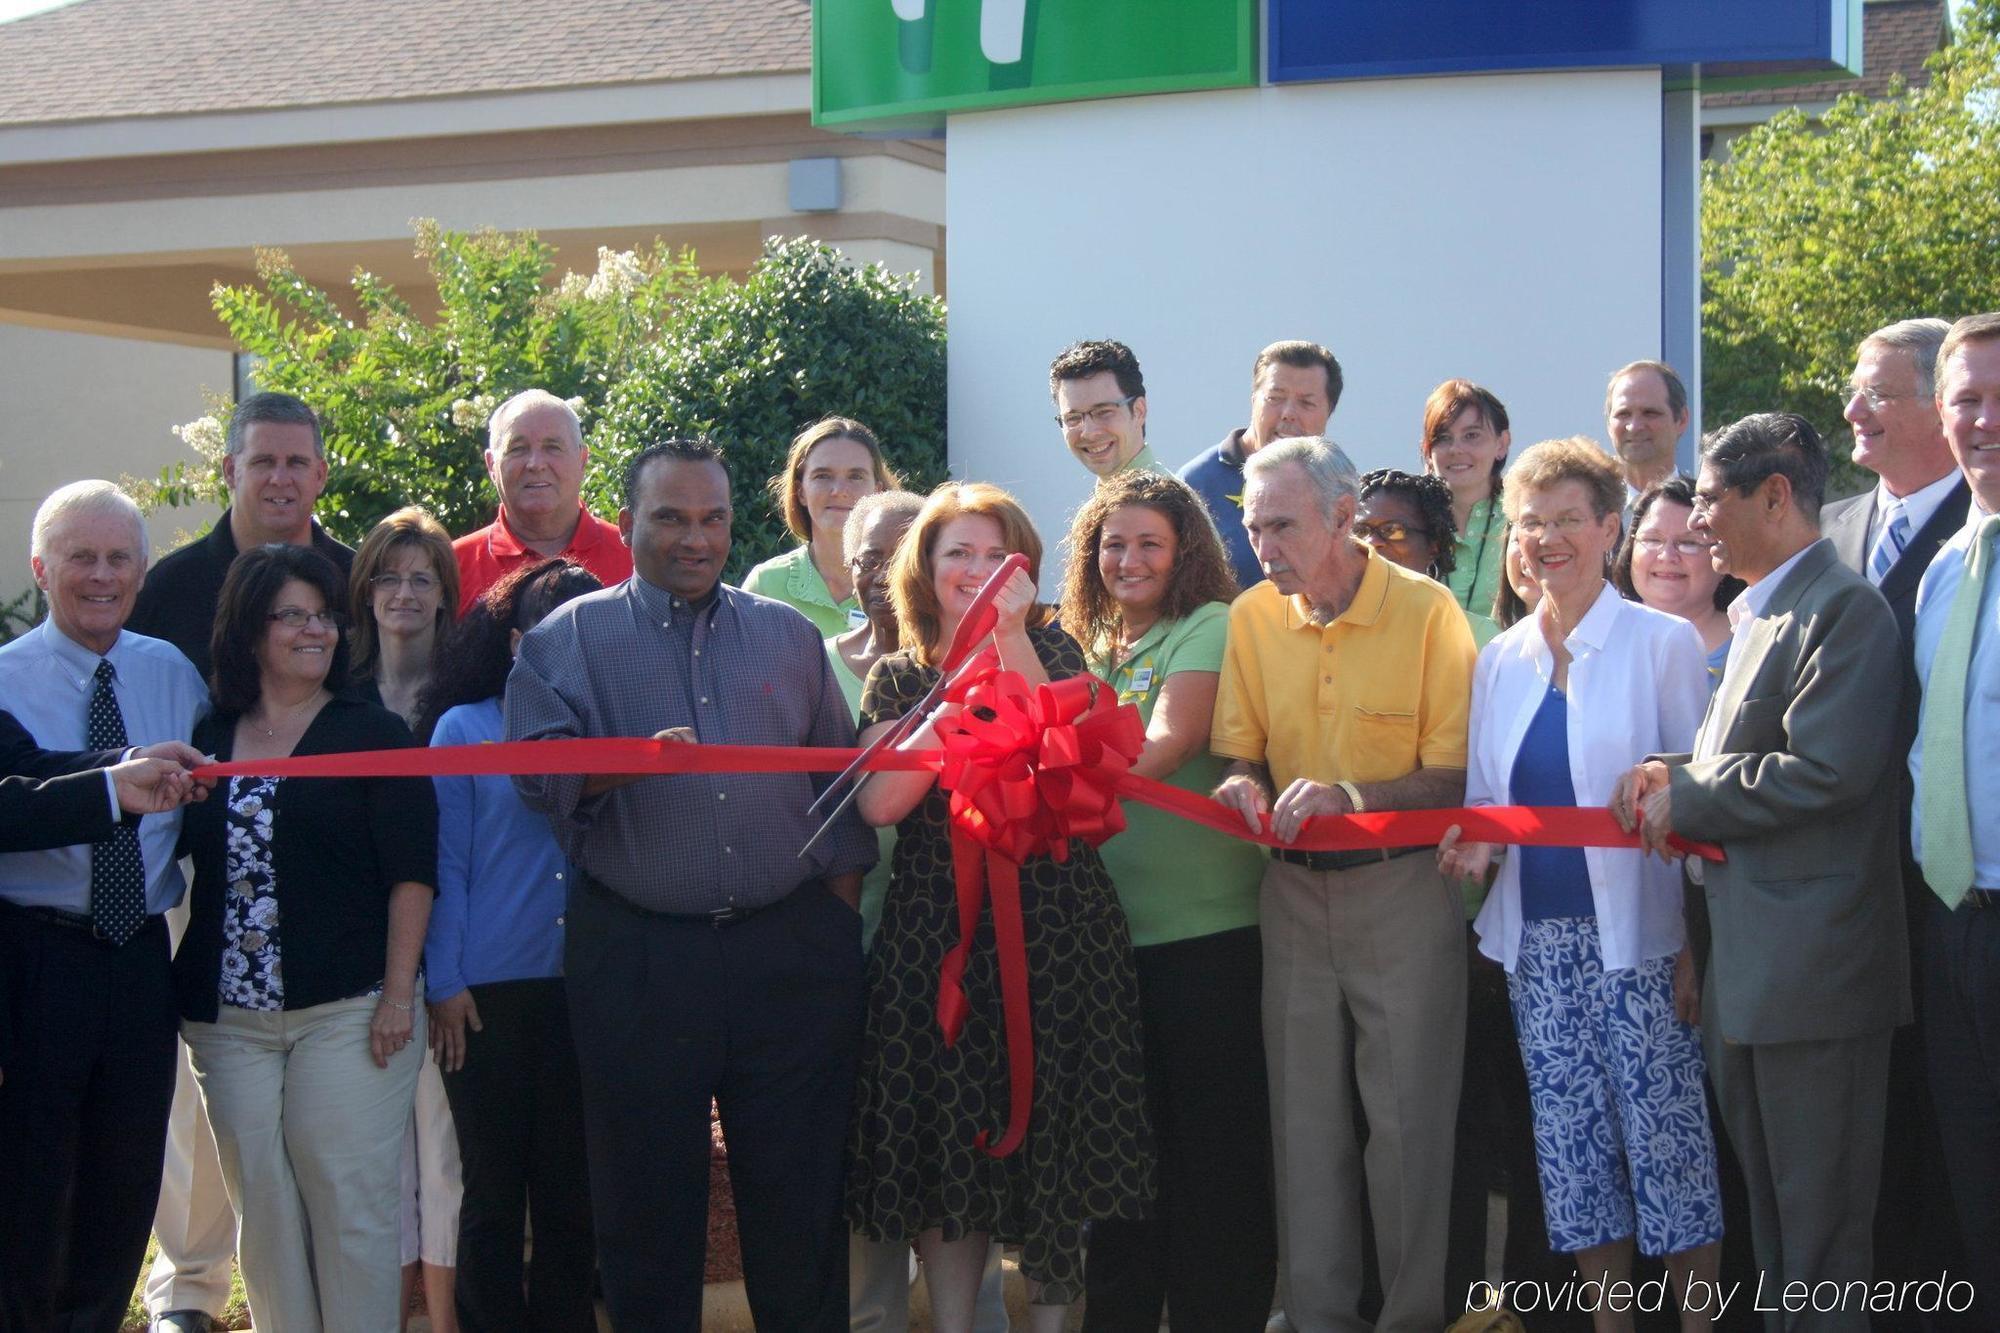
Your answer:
[507,438,873,1329]
[126,389,352,1333]
[1182,341,1343,590]
[1909,311,2000,1319]
[1049,339,1165,482]
[1605,360,1691,501]
[454,389,632,611]
[1817,316,1972,1317]
[1615,414,1907,1333]
[1211,436,1476,1333]
[0,481,210,1333]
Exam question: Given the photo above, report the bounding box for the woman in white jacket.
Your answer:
[1438,437,1723,1333]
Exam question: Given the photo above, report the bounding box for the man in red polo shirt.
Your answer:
[454,389,633,612]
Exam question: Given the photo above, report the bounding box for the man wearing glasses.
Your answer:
[454,389,632,613]
[1822,320,1974,1316]
[1048,339,1164,483]
[1182,340,1342,590]
[126,390,351,1333]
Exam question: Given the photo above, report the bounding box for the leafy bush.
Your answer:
[590,236,948,578]
[149,223,700,543]
[1701,27,2000,493]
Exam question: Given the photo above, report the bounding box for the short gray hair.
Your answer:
[488,389,583,454]
[31,480,149,567]
[1860,317,1953,401]
[1243,435,1360,516]
[226,391,322,458]
[843,489,925,562]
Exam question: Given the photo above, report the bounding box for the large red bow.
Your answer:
[930,650,1145,1157]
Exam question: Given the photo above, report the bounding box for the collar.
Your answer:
[208,508,341,560]
[1283,543,1390,631]
[486,504,602,560]
[1542,579,1619,654]
[1217,429,1250,470]
[1727,538,1824,631]
[630,571,727,628]
[1104,614,1173,673]
[783,543,841,609]
[37,618,125,694]
[1875,469,1963,539]
[1104,445,1161,481]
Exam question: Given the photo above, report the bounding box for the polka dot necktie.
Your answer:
[88,657,146,945]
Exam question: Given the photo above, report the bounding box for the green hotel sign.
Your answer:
[813,0,1258,130]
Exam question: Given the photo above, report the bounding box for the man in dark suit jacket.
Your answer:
[1,708,199,855]
[1820,318,1974,1323]
[1616,414,1907,1333]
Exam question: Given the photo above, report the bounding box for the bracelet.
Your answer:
[1336,780,1366,814]
[378,996,415,1013]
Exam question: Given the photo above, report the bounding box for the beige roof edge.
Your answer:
[0,71,814,168]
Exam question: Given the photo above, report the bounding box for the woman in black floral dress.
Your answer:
[848,482,1153,1331]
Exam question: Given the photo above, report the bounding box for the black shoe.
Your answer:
[152,1313,215,1333]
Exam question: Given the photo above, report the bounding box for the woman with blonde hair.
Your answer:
[742,416,901,636]
[847,482,1153,1333]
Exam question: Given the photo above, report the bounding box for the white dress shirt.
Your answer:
[1698,539,1823,758]
[1910,504,2000,890]
[0,620,208,914]
[1469,583,1710,973]
[1865,469,1963,557]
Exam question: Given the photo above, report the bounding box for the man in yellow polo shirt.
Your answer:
[1212,435,1477,1333]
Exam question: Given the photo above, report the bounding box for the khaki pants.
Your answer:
[185,995,424,1333]
[1262,853,1466,1333]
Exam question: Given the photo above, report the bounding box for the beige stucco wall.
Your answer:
[0,323,227,609]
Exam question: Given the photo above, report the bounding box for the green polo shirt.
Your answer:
[742,544,862,638]
[1444,495,1505,647]
[1101,444,1170,484]
[1088,600,1265,948]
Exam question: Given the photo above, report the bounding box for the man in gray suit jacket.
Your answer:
[1614,413,1908,1332]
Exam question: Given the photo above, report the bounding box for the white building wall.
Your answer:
[0,325,227,606]
[944,69,1664,546]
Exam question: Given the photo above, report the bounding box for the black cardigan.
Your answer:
[176,695,438,1022]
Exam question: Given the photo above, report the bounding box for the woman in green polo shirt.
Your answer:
[741,416,900,636]
[1419,378,1513,647]
[1057,471,1276,1331]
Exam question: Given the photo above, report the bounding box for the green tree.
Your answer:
[1701,26,2000,493]
[150,222,699,543]
[590,236,949,578]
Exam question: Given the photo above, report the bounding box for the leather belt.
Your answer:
[11,903,164,945]
[1272,844,1428,874]
[583,875,795,929]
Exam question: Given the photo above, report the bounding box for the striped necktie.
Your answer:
[1918,513,2000,907]
[1868,497,1909,585]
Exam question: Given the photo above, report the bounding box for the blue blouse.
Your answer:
[425,697,571,1001]
[1512,683,1596,920]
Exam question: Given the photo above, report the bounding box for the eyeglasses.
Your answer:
[1054,397,1137,432]
[849,553,890,575]
[267,608,347,630]
[1513,513,1600,539]
[1634,536,1716,559]
[369,572,438,595]
[1847,384,1913,413]
[1352,520,1430,544]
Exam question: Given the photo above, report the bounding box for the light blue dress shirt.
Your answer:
[425,697,570,1002]
[0,620,208,914]
[1910,508,2000,890]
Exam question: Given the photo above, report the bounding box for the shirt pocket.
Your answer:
[1726,694,1787,751]
[1350,704,1420,764]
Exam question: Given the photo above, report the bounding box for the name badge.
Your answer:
[847,607,868,629]
[1128,665,1154,694]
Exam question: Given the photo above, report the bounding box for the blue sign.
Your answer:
[1269,0,1860,85]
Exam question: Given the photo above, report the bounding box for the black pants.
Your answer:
[567,878,863,1332]
[0,908,177,1333]
[1922,891,2000,1325]
[441,977,596,1333]
[1084,924,1276,1332]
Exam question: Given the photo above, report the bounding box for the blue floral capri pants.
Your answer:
[1507,915,1723,1257]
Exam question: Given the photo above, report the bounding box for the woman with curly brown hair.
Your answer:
[1057,471,1275,1331]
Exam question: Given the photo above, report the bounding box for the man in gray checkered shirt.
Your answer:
[508,438,875,1331]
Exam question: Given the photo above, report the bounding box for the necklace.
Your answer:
[252,691,323,738]
[1456,492,1499,613]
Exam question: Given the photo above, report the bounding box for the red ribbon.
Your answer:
[927,651,1146,1157]
[192,676,1722,1161]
